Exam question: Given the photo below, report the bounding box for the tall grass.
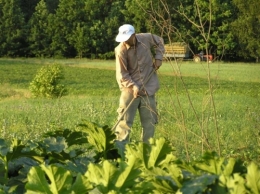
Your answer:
[0,58,259,162]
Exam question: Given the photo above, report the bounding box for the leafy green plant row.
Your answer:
[0,121,260,194]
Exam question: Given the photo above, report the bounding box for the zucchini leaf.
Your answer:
[25,164,92,194]
[43,128,88,147]
[77,121,116,160]
[180,174,218,194]
[86,156,142,193]
[85,160,118,193]
[246,162,260,194]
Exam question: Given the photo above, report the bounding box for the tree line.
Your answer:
[0,0,259,62]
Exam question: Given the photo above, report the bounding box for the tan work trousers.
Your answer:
[115,88,158,144]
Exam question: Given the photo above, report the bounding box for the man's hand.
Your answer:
[133,85,139,98]
[154,59,162,70]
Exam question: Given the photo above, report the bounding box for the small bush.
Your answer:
[29,64,67,98]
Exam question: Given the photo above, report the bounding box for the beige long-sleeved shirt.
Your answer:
[115,33,165,96]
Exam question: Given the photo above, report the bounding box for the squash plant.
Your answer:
[1,121,260,193]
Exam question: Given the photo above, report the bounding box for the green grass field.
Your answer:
[0,58,259,162]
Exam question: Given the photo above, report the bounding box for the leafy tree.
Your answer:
[28,0,52,57]
[71,23,89,58]
[51,0,118,58]
[231,0,260,62]
[84,0,116,57]
[168,0,236,58]
[209,0,236,59]
[124,0,236,59]
[0,0,258,60]
[50,0,90,57]
[123,0,158,33]
[0,0,26,56]
[104,0,126,51]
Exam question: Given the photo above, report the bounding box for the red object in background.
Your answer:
[193,53,213,62]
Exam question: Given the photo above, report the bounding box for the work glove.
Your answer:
[154,59,162,70]
[133,85,139,98]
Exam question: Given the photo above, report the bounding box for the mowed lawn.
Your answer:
[0,58,259,161]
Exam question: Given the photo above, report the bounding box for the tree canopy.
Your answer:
[0,0,259,61]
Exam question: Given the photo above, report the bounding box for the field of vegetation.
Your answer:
[0,58,260,193]
[1,58,259,159]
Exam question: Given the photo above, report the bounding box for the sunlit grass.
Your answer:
[0,58,259,161]
[0,97,118,141]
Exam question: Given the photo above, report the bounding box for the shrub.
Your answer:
[29,64,67,98]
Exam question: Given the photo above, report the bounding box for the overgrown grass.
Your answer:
[0,58,259,162]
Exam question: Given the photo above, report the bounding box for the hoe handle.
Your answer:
[111,69,156,131]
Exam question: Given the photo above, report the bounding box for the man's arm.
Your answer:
[151,34,165,69]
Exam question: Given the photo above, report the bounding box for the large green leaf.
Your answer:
[180,174,218,194]
[135,164,182,192]
[152,175,179,193]
[41,164,72,193]
[246,162,260,194]
[225,173,247,194]
[39,136,86,164]
[65,157,92,174]
[125,141,150,168]
[148,138,175,168]
[41,137,68,153]
[0,185,11,194]
[7,157,40,193]
[222,158,237,176]
[194,152,230,175]
[85,160,118,193]
[0,139,43,185]
[164,164,183,187]
[77,121,116,160]
[114,155,142,190]
[194,152,222,174]
[0,161,7,185]
[0,139,9,185]
[0,139,10,157]
[125,138,175,170]
[123,139,180,192]
[6,139,43,163]
[86,156,142,193]
[43,128,88,147]
[25,166,52,194]
[71,173,93,193]
[211,158,244,194]
[25,164,92,194]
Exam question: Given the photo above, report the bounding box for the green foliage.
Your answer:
[1,59,260,164]
[1,121,260,193]
[85,156,145,193]
[25,164,93,194]
[0,0,26,57]
[28,0,52,57]
[0,138,44,192]
[71,23,89,58]
[77,121,118,161]
[0,0,259,60]
[246,162,260,194]
[51,0,88,57]
[231,0,260,61]
[29,64,67,98]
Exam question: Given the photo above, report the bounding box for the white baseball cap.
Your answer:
[115,24,135,42]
